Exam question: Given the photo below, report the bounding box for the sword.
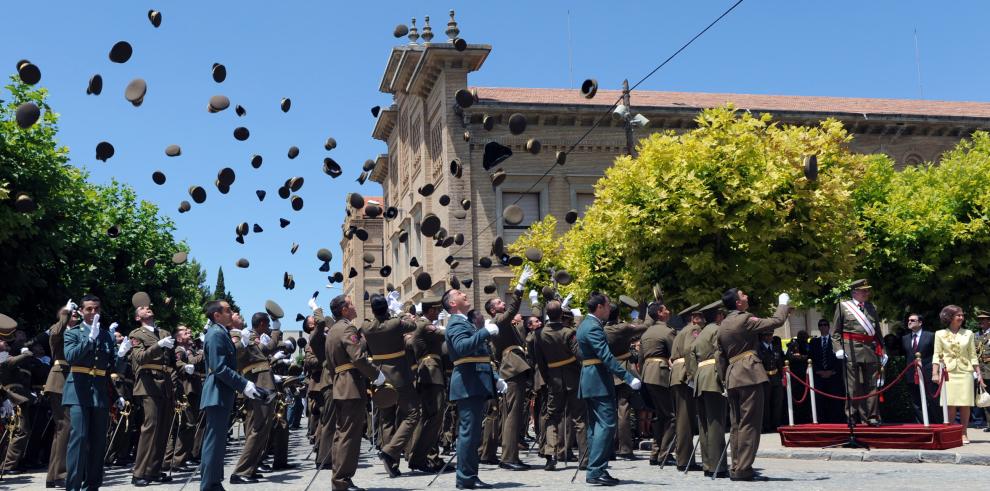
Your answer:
[658,436,676,469]
[684,435,701,475]
[427,451,456,487]
[160,401,180,475]
[104,400,131,461]
[304,440,334,491]
[711,441,729,480]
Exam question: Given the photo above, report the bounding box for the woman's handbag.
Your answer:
[976,384,990,408]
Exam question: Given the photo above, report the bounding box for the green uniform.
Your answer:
[670,324,701,467]
[689,323,727,474]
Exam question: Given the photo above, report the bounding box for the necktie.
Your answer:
[858,302,865,312]
[822,337,828,369]
[912,333,919,353]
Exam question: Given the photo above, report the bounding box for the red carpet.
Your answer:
[778,423,964,450]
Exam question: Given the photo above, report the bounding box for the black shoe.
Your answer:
[378,451,401,478]
[586,476,618,486]
[715,471,730,478]
[479,458,500,465]
[272,462,297,470]
[730,474,768,482]
[471,478,494,489]
[257,463,272,472]
[600,472,620,483]
[229,474,259,484]
[249,473,264,479]
[615,453,637,461]
[155,473,174,482]
[649,458,660,466]
[579,464,588,471]
[131,477,153,487]
[867,418,882,427]
[344,480,365,491]
[544,457,557,471]
[676,463,704,472]
[498,461,529,470]
[171,465,194,473]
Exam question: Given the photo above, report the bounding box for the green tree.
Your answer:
[212,266,238,312]
[555,106,886,311]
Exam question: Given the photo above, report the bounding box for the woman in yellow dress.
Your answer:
[932,305,985,444]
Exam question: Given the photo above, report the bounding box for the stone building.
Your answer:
[344,11,990,332]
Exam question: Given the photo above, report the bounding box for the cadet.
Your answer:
[638,301,676,466]
[408,296,448,472]
[128,302,176,486]
[831,279,885,426]
[670,304,704,471]
[688,301,728,478]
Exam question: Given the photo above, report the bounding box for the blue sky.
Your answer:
[3,1,987,321]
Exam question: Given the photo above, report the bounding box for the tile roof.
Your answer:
[473,87,990,120]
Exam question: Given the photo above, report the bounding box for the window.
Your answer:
[576,192,595,219]
[502,192,541,243]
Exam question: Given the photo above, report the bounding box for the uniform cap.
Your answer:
[394,24,409,37]
[165,144,182,157]
[483,142,512,170]
[96,141,115,162]
[287,146,299,159]
[525,138,541,155]
[188,186,207,204]
[416,272,433,291]
[380,265,392,277]
[290,243,299,254]
[362,252,375,264]
[172,251,188,265]
[252,223,263,233]
[108,41,133,63]
[217,167,236,186]
[208,95,230,112]
[291,195,304,211]
[384,206,398,219]
[421,214,442,237]
[17,60,40,85]
[148,10,162,27]
[677,303,701,318]
[289,176,304,192]
[251,154,263,168]
[618,295,638,309]
[554,269,572,285]
[107,224,121,237]
[503,204,524,225]
[348,193,365,209]
[483,283,497,294]
[14,193,36,213]
[581,79,598,99]
[280,98,291,113]
[565,209,578,224]
[438,195,450,207]
[418,183,435,197]
[461,198,471,210]
[280,218,290,228]
[454,88,475,108]
[323,158,342,178]
[131,292,152,308]
[354,228,369,241]
[235,104,246,116]
[348,267,358,279]
[233,127,250,141]
[490,168,507,187]
[450,159,463,178]
[409,257,419,268]
[152,171,166,185]
[804,154,819,181]
[265,300,285,319]
[178,201,191,213]
[325,137,337,150]
[15,102,40,129]
[525,247,543,263]
[479,257,493,268]
[508,113,527,135]
[482,114,495,131]
[850,279,871,291]
[492,236,504,257]
[212,63,226,83]
[86,74,103,95]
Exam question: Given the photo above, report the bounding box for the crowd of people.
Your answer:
[1,271,989,490]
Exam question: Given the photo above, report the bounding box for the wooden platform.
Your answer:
[778,423,965,450]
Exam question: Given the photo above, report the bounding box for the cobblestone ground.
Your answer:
[4,420,989,490]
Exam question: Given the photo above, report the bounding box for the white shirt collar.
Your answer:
[143,323,156,333]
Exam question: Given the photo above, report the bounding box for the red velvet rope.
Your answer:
[785,359,919,401]
[929,366,949,400]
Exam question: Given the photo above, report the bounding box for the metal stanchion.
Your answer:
[807,362,818,424]
[939,355,949,424]
[785,360,795,426]
[916,353,929,427]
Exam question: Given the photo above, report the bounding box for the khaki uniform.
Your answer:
[307,308,334,468]
[44,310,71,484]
[232,327,280,477]
[105,353,137,466]
[165,344,204,468]
[489,290,530,464]
[362,316,419,463]
[533,319,586,462]
[327,317,378,491]
[129,325,175,481]
[1,351,33,471]
[689,323,727,474]
[408,316,446,468]
[717,304,788,480]
[670,323,702,467]
[830,300,881,423]
[638,317,676,462]
[604,321,648,456]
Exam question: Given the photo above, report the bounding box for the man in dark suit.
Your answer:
[200,300,266,491]
[901,313,938,424]
[443,288,503,490]
[809,319,845,423]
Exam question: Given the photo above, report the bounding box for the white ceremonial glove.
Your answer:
[199,333,206,343]
[243,381,262,399]
[203,320,211,332]
[778,293,790,306]
[88,314,101,341]
[387,290,403,315]
[183,364,195,375]
[834,349,845,360]
[629,377,643,390]
[562,293,573,309]
[157,336,175,349]
[516,265,534,290]
[108,322,118,337]
[240,334,250,348]
[40,356,51,365]
[437,310,448,323]
[373,371,386,387]
[272,319,281,331]
[484,322,499,337]
[115,397,126,410]
[528,289,539,306]
[65,298,78,313]
[415,303,423,316]
[282,340,294,350]
[496,378,509,394]
[630,310,639,320]
[277,358,292,366]
[20,347,29,355]
[880,353,889,366]
[308,296,319,311]
[1,400,13,417]
[274,374,284,383]
[571,308,582,318]
[272,351,287,361]
[117,337,132,357]
[260,333,272,346]
[0,352,8,363]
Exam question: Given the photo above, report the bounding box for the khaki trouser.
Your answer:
[728,384,764,479]
[133,395,172,479]
[543,387,587,461]
[331,399,365,490]
[697,391,728,473]
[844,361,879,423]
[408,383,445,467]
[499,376,527,463]
[672,384,697,467]
[380,387,421,461]
[644,384,675,461]
[479,399,500,461]
[232,397,273,476]
[315,387,336,468]
[614,384,634,455]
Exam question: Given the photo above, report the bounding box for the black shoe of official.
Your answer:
[867,418,882,427]
[131,477,153,487]
[46,479,66,489]
[579,463,588,471]
[456,478,494,489]
[378,451,401,478]
[479,458,500,465]
[2,469,21,475]
[343,479,365,491]
[272,462,298,471]
[586,476,618,486]
[249,473,264,479]
[257,463,272,472]
[544,457,557,471]
[615,453,637,461]
[730,473,768,482]
[155,473,174,482]
[498,461,529,470]
[676,463,703,472]
[229,474,259,484]
[649,457,661,466]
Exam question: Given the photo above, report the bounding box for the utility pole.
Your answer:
[622,79,636,157]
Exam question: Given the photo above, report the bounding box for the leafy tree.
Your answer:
[212,266,238,312]
[553,106,885,312]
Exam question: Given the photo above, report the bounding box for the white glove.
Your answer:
[272,319,281,331]
[277,358,292,366]
[386,291,403,315]
[183,364,195,375]
[571,308,582,318]
[203,320,211,332]
[834,349,845,360]
[562,293,573,309]
[308,297,319,311]
[88,314,101,341]
[260,333,272,346]
[198,333,206,343]
[40,356,51,365]
[108,322,118,337]
[20,347,29,355]
[629,377,642,390]
[516,265,534,290]
[117,337,132,357]
[1,400,13,417]
[630,310,639,320]
[778,293,790,306]
[274,374,284,383]
[115,397,126,410]
[496,378,508,394]
[415,303,423,316]
[243,381,260,399]
[373,371,386,387]
[240,334,250,348]
[437,310,447,323]
[528,289,539,306]
[65,298,78,312]
[880,353,889,366]
[283,340,294,350]
[157,336,175,349]
[0,352,8,363]
[484,322,499,337]
[272,351,287,361]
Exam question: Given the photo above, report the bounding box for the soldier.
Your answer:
[670,305,704,471]
[484,265,534,470]
[362,294,420,477]
[443,288,503,490]
[165,325,204,472]
[408,296,448,472]
[717,288,790,481]
[0,333,35,475]
[577,292,641,486]
[831,279,885,426]
[977,311,990,430]
[268,339,298,470]
[758,333,784,431]
[688,301,728,478]
[23,341,53,470]
[128,302,176,486]
[44,302,75,489]
[326,294,386,491]
[531,299,585,471]
[638,301,676,466]
[230,312,282,483]
[63,294,127,491]
[106,329,137,467]
[305,296,335,469]
[603,303,648,460]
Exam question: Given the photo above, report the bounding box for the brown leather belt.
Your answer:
[615,352,632,361]
[698,359,716,368]
[645,357,670,366]
[370,350,405,361]
[729,350,757,364]
[453,356,491,366]
[240,361,270,375]
[70,366,107,377]
[138,363,165,372]
[54,359,68,366]
[671,358,685,366]
[582,358,602,366]
[419,354,441,363]
[334,363,355,374]
[547,356,577,368]
[502,345,524,357]
[767,369,779,376]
